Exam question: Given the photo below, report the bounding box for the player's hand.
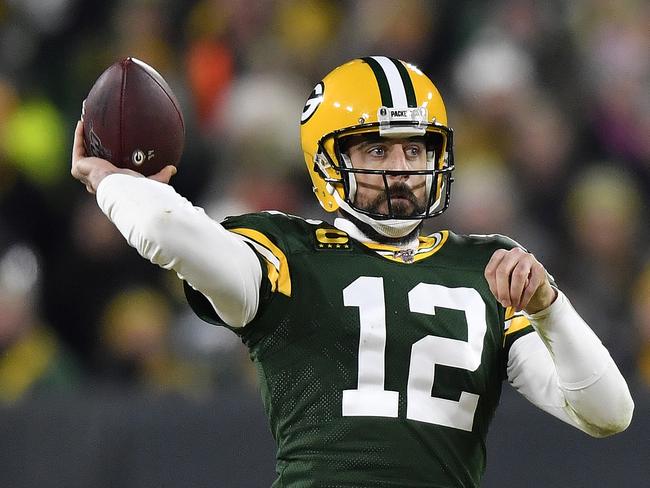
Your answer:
[484,247,558,314]
[71,120,176,194]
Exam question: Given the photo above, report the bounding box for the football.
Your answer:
[82,57,185,176]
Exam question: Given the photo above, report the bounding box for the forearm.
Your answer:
[509,290,634,437]
[96,174,262,327]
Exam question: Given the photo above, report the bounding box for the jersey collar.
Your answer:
[333,218,448,263]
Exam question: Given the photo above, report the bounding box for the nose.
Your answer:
[386,144,410,178]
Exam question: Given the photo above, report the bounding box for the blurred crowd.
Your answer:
[0,0,648,405]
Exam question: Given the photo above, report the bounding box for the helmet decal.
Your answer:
[361,56,417,108]
[301,81,324,124]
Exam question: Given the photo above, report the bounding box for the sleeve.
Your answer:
[506,289,634,437]
[95,173,263,328]
[219,216,292,299]
[182,212,295,328]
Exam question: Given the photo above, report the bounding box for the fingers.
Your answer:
[485,247,546,311]
[71,120,86,182]
[72,120,86,164]
[484,250,504,305]
[509,259,533,311]
[71,119,92,184]
[493,253,515,308]
[485,248,520,308]
[518,261,545,311]
[70,120,111,192]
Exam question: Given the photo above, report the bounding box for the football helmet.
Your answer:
[300,56,454,238]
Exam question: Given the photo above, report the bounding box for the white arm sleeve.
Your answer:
[95,173,262,327]
[507,290,634,437]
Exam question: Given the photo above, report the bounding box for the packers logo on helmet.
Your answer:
[301,82,324,124]
[300,56,454,233]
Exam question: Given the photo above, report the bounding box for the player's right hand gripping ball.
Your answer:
[82,57,185,176]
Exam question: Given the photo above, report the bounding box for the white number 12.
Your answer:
[342,276,487,432]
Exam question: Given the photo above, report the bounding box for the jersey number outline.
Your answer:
[342,276,487,432]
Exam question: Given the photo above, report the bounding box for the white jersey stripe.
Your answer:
[236,235,281,271]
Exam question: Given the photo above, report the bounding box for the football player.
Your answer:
[71,57,633,487]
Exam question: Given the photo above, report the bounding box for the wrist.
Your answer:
[89,168,116,192]
[524,284,558,314]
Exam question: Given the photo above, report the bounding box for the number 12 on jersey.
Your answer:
[342,276,487,432]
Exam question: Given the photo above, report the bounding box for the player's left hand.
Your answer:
[484,247,558,314]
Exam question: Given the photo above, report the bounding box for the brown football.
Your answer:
[82,57,185,176]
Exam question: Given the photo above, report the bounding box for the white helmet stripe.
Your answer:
[370,56,408,108]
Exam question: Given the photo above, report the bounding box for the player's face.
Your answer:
[346,136,428,217]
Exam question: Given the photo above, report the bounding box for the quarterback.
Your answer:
[71,57,633,487]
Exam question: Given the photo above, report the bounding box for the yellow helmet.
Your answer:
[300,56,454,233]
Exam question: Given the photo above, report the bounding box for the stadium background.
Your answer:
[0,0,648,486]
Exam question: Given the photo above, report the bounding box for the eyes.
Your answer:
[365,143,425,160]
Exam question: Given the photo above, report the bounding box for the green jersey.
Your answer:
[184,211,533,488]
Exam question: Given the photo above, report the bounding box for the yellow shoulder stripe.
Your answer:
[504,305,531,336]
[505,316,530,336]
[504,306,517,322]
[230,227,291,297]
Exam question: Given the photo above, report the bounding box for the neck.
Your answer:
[335,211,421,247]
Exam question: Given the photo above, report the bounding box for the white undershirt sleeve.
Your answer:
[95,173,262,327]
[507,290,634,437]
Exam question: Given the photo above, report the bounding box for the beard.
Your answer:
[341,181,426,245]
[357,182,427,218]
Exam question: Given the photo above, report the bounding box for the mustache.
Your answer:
[365,183,428,217]
[374,184,419,206]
